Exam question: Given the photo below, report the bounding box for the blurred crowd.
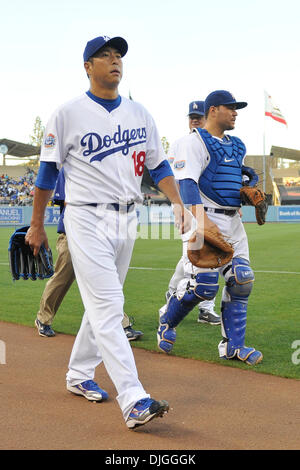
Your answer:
[0,168,161,207]
[285,179,300,187]
[0,169,37,206]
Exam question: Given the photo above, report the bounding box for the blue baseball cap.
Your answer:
[204,90,248,113]
[83,35,128,62]
[188,101,205,116]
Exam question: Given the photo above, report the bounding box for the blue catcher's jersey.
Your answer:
[197,128,246,208]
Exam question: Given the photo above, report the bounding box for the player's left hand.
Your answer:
[240,186,268,225]
[173,204,193,234]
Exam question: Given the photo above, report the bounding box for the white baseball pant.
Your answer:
[64,204,149,421]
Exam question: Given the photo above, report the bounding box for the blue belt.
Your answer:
[87,202,135,212]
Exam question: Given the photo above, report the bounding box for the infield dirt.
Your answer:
[0,321,299,450]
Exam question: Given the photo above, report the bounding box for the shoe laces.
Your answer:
[133,398,154,410]
[81,380,101,391]
[43,325,53,331]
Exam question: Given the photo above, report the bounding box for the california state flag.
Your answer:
[264,90,287,126]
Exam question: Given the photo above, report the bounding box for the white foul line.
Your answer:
[254,270,300,275]
[1,262,300,275]
[129,267,300,275]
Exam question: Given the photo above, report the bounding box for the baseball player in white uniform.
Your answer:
[157,90,263,366]
[26,35,191,429]
[161,100,220,325]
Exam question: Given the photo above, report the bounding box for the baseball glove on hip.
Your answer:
[8,226,54,281]
[187,229,234,269]
[240,186,268,225]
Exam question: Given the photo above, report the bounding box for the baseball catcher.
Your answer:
[157,90,264,366]
[8,226,54,281]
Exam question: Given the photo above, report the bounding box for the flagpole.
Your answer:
[263,94,266,193]
[263,125,266,193]
[263,90,287,194]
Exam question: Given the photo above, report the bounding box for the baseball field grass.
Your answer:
[1,222,300,379]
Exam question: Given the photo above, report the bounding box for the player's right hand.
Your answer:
[25,225,49,257]
[173,204,193,234]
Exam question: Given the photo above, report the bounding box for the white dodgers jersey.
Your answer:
[40,95,166,204]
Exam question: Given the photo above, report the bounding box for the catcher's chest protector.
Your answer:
[197,128,245,207]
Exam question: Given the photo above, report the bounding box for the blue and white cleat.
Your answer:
[157,320,176,353]
[126,398,169,429]
[67,380,108,402]
[35,318,55,337]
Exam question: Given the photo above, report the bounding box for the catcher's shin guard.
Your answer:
[162,272,219,328]
[220,299,248,358]
[219,258,262,364]
[158,272,219,353]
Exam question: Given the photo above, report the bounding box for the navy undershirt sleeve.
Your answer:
[149,160,174,185]
[35,162,59,190]
[179,179,202,205]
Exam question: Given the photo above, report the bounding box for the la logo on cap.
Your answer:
[103,35,110,41]
[193,102,198,109]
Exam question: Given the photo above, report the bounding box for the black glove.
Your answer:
[8,226,54,280]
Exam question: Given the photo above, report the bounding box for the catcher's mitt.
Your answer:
[8,226,54,281]
[187,229,234,269]
[240,186,268,225]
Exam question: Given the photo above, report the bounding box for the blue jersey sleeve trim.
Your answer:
[35,162,59,190]
[149,160,174,185]
[179,179,202,205]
